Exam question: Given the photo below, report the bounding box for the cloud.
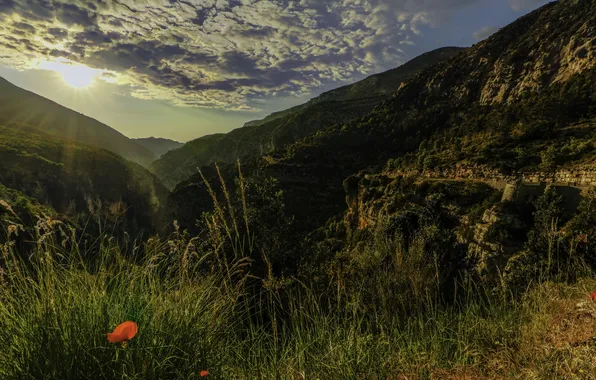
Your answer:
[472,26,499,41]
[0,0,480,110]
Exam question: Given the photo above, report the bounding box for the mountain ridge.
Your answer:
[0,123,169,237]
[170,0,596,234]
[0,77,156,166]
[153,46,465,187]
[133,137,184,158]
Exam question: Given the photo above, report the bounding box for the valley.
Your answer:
[0,0,595,378]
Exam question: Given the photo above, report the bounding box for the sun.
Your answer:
[60,65,99,88]
[38,59,102,89]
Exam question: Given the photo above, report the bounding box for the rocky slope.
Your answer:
[152,47,464,188]
[257,0,596,231]
[243,47,464,128]
[169,0,596,275]
[0,77,156,166]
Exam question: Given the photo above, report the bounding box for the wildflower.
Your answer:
[200,370,209,377]
[107,321,138,346]
[591,292,596,302]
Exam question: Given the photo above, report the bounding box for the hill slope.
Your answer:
[0,77,155,166]
[171,0,596,233]
[0,123,169,236]
[134,137,184,158]
[262,0,596,229]
[153,47,464,188]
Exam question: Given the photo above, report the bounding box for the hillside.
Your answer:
[0,123,169,237]
[133,137,184,158]
[259,0,596,230]
[171,0,595,233]
[245,46,465,128]
[3,1,596,378]
[152,47,464,188]
[0,77,156,166]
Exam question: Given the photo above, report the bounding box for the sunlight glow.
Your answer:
[37,59,103,89]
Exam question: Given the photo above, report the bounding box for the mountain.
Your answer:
[152,47,464,188]
[170,0,596,235]
[0,123,169,237]
[244,46,466,128]
[0,77,156,166]
[133,137,184,158]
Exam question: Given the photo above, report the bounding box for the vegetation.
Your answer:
[1,1,596,378]
[199,0,595,234]
[152,48,463,187]
[2,167,596,379]
[0,77,155,166]
[0,124,168,238]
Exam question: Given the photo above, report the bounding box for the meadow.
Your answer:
[2,170,596,379]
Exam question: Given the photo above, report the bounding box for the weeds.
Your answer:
[0,163,595,379]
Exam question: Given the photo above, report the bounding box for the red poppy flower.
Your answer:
[200,370,209,377]
[107,321,138,343]
[590,292,596,302]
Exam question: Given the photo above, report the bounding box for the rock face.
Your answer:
[458,207,527,282]
[171,1,596,243]
[408,1,596,107]
[390,165,596,188]
[342,163,594,282]
[343,173,394,231]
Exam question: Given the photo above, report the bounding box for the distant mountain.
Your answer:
[134,137,184,158]
[0,77,155,166]
[152,47,465,187]
[171,0,596,234]
[0,123,169,236]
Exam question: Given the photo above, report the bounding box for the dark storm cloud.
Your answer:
[0,0,482,109]
[88,40,215,71]
[12,22,35,32]
[49,48,79,61]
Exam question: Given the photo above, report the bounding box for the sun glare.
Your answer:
[38,59,102,89]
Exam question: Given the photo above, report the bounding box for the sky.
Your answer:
[0,0,551,142]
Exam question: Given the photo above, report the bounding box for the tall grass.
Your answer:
[1,164,595,379]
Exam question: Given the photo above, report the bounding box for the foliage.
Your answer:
[0,77,154,166]
[0,125,169,238]
[503,188,595,291]
[1,196,596,379]
[152,48,463,187]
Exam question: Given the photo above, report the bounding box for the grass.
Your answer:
[1,165,596,379]
[2,224,596,379]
